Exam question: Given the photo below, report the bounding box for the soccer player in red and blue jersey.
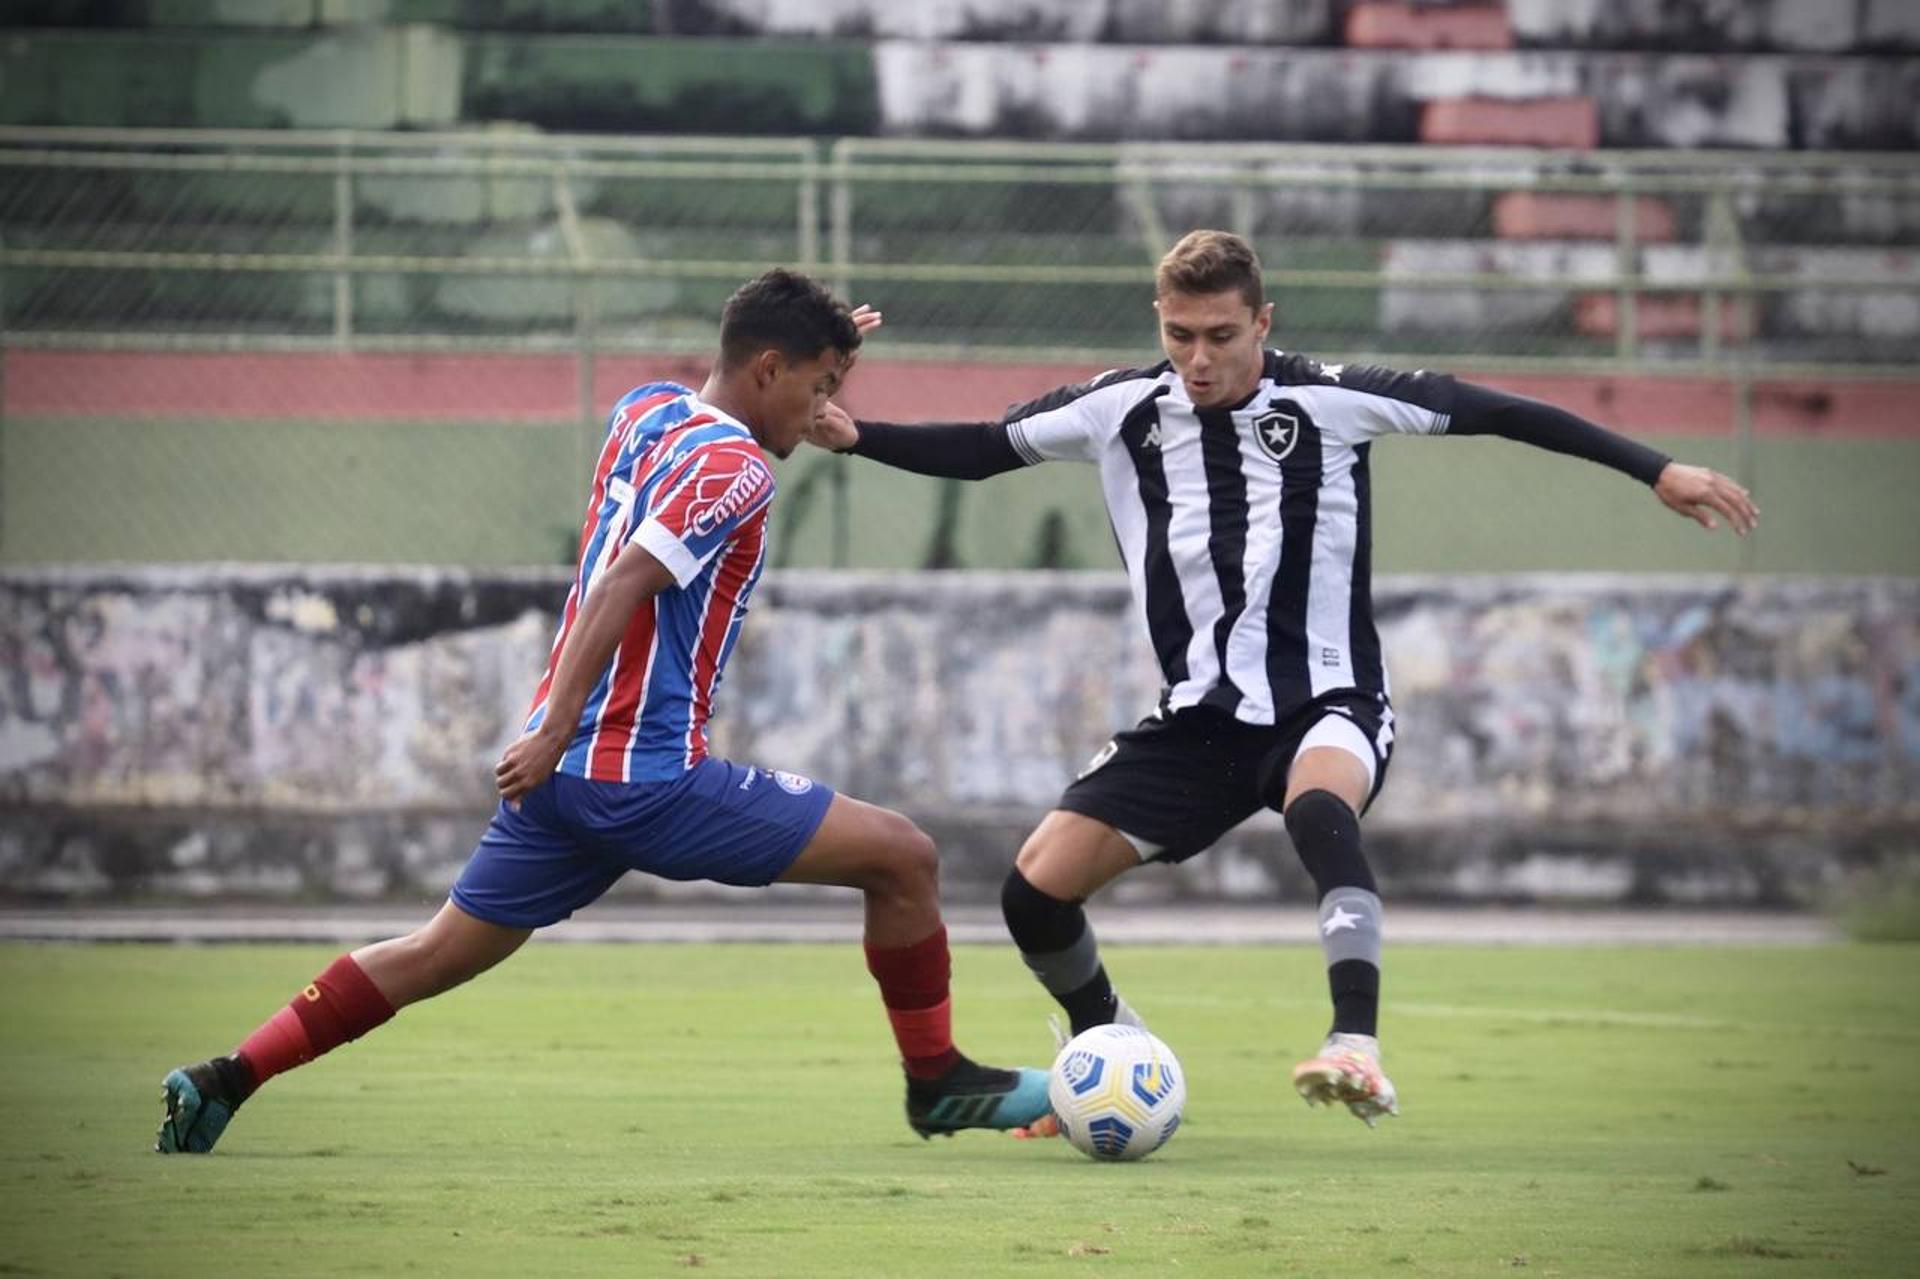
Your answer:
[155,270,1051,1153]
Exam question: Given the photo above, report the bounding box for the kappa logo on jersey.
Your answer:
[1253,405,1301,463]
[773,770,814,795]
[688,457,772,536]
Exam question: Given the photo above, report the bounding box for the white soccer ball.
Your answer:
[1047,1024,1186,1161]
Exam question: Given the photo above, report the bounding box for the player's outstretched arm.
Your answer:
[494,545,676,803]
[805,400,1026,480]
[1447,380,1756,536]
[807,310,1098,479]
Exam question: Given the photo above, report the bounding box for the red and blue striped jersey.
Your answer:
[526,382,776,783]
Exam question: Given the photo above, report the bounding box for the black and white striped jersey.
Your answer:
[1002,350,1454,726]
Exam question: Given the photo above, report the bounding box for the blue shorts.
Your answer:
[450,758,835,929]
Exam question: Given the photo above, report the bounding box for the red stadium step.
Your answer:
[1574,293,1754,341]
[1749,379,1920,439]
[1346,3,1513,50]
[1420,97,1599,149]
[1493,192,1677,242]
[9,351,1917,439]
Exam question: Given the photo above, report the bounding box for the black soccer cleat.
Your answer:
[904,1055,1052,1139]
[155,1055,255,1154]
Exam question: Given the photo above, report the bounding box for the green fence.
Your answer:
[3,128,1917,570]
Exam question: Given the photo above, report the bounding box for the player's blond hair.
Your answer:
[1155,230,1264,311]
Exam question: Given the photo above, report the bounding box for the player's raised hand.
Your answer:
[1653,462,1759,535]
[849,303,884,338]
[806,399,860,452]
[494,725,568,805]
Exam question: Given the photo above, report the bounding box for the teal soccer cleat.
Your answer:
[905,1056,1053,1138]
[155,1056,254,1154]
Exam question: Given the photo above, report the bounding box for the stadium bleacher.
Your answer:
[4,0,1917,145]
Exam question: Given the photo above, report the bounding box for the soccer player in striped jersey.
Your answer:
[155,269,1050,1154]
[808,230,1757,1129]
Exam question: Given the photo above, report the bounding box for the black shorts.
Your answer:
[1055,691,1394,864]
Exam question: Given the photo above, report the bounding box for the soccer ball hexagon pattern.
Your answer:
[1046,1024,1186,1161]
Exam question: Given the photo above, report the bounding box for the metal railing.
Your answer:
[3,128,1917,569]
[4,127,1917,367]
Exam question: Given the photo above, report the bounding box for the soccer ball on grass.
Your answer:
[1047,1024,1185,1161]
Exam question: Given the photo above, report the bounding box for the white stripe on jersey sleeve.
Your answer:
[1287,384,1448,445]
[1005,420,1048,466]
[1005,379,1147,465]
[632,518,703,587]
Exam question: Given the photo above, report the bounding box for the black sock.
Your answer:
[1328,959,1379,1038]
[1059,968,1119,1036]
[1285,789,1383,1040]
[212,1054,257,1104]
[1002,868,1119,1034]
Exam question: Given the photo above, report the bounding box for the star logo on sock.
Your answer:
[1322,905,1365,935]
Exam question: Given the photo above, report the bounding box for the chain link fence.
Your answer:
[3,127,1917,567]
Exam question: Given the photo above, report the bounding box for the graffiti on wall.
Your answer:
[2,569,1915,899]
[2,568,555,811]
[4,569,1916,820]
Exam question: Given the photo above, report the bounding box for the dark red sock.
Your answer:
[864,926,960,1079]
[235,953,397,1089]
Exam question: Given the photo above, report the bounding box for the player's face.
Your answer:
[1155,289,1273,409]
[755,347,850,459]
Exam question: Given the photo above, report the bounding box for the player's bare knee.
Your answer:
[1013,828,1055,878]
[883,817,940,900]
[1015,829,1087,892]
[831,807,938,899]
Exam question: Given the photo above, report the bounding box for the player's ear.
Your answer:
[1254,302,1273,340]
[751,347,785,387]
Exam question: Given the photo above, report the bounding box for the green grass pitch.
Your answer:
[2,940,1915,1276]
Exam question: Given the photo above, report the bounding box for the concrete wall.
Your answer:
[3,568,1914,907]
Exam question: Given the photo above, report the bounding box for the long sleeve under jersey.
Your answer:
[845,367,1671,487]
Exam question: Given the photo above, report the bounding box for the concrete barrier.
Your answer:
[3,568,1914,907]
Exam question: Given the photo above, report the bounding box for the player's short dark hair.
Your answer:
[1156,230,1264,311]
[718,268,861,369]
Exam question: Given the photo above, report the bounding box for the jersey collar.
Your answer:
[685,394,757,441]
